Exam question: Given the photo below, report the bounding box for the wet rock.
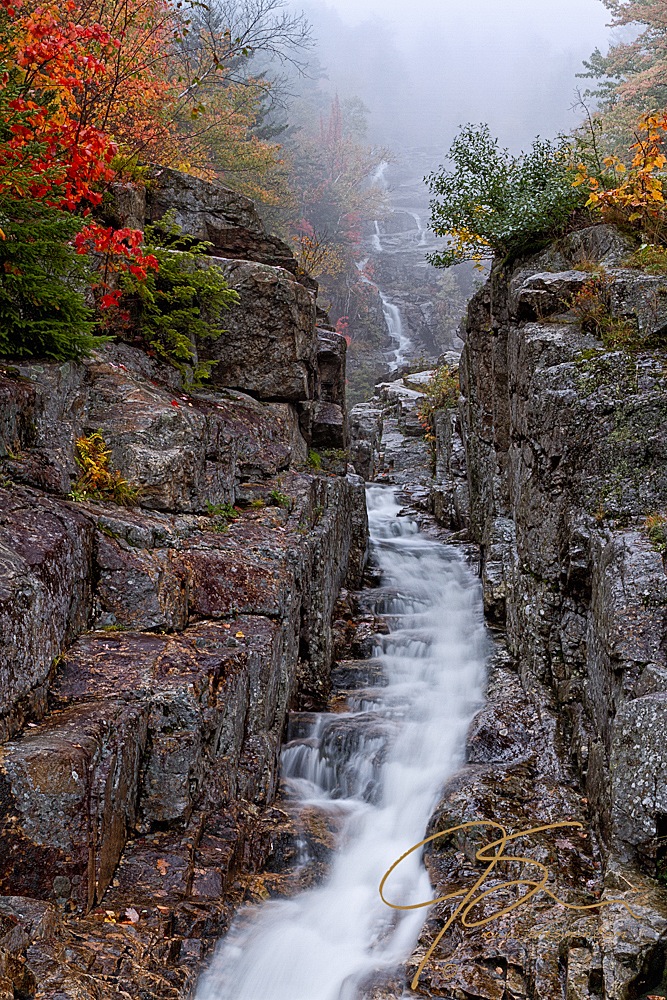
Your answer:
[317,331,347,409]
[349,403,384,480]
[1,345,308,512]
[0,487,94,740]
[0,163,368,994]
[145,167,302,279]
[330,660,387,691]
[199,257,318,401]
[435,223,667,997]
[432,407,469,531]
[412,653,604,1000]
[510,269,590,320]
[0,701,148,911]
[312,401,347,450]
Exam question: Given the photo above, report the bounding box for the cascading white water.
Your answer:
[408,212,429,248]
[380,292,412,371]
[371,220,383,254]
[196,487,488,1000]
[371,160,389,191]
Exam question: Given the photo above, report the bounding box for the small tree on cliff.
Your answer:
[426,124,588,268]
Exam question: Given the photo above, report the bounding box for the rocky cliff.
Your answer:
[428,223,667,1000]
[0,171,367,998]
[352,223,667,1000]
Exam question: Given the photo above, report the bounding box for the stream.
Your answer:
[196,486,488,1000]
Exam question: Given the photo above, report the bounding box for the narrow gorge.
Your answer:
[1,167,667,1000]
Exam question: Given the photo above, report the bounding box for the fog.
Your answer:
[296,0,613,154]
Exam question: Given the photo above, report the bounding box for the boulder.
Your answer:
[144,168,306,283]
[199,257,319,402]
[349,403,383,481]
[316,331,347,408]
[312,401,347,450]
[510,269,590,320]
[0,700,148,911]
[1,346,307,513]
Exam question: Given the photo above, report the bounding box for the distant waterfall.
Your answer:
[379,291,412,372]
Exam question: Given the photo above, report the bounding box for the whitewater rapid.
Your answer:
[196,486,488,1000]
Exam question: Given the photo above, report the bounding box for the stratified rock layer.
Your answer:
[0,170,364,997]
[426,224,667,1000]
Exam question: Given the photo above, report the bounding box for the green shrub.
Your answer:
[269,489,291,508]
[205,500,239,522]
[417,365,460,425]
[624,243,667,275]
[0,198,104,361]
[427,124,588,268]
[307,449,322,470]
[120,213,240,387]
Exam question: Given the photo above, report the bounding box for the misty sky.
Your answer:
[297,0,614,154]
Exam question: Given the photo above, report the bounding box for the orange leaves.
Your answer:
[574,113,667,234]
[0,0,118,208]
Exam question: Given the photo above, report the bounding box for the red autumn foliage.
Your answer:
[0,0,118,208]
[74,223,159,309]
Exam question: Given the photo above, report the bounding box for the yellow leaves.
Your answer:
[574,112,667,235]
[71,431,141,506]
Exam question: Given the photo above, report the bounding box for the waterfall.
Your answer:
[408,212,429,248]
[380,292,412,371]
[371,220,383,254]
[196,486,488,1000]
[371,161,389,191]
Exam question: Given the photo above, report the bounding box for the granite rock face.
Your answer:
[0,489,94,743]
[199,257,319,402]
[430,224,667,998]
[349,403,384,481]
[0,173,364,995]
[312,331,349,450]
[0,382,366,995]
[112,167,303,281]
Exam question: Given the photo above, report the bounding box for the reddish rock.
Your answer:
[0,701,147,910]
[0,487,94,740]
[1,346,308,513]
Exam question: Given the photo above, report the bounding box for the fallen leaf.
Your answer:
[156,858,170,875]
[125,907,140,923]
[235,631,245,639]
